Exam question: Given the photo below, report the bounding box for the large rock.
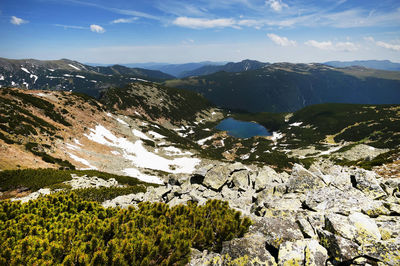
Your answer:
[352,169,387,199]
[254,166,286,191]
[231,170,251,191]
[304,186,376,215]
[375,216,400,240]
[361,240,400,266]
[250,215,304,249]
[221,234,277,265]
[277,239,328,266]
[203,165,232,190]
[325,212,381,245]
[287,164,326,193]
[318,229,360,263]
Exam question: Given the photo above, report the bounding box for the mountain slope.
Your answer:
[0,58,174,97]
[165,63,400,113]
[180,59,269,77]
[325,60,400,71]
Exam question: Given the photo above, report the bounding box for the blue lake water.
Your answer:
[215,118,271,138]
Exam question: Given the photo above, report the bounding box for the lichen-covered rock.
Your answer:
[250,215,304,249]
[203,165,232,190]
[254,166,285,191]
[231,170,251,191]
[221,234,277,265]
[318,229,360,263]
[278,239,328,266]
[348,212,381,244]
[375,216,400,240]
[287,164,326,193]
[361,240,400,266]
[352,169,387,199]
[305,186,375,215]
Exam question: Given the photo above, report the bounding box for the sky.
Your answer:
[0,0,400,64]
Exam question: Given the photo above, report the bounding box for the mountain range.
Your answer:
[324,60,400,71]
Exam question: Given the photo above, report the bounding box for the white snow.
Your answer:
[21,67,30,74]
[197,136,214,145]
[148,131,165,139]
[36,92,48,97]
[123,168,163,184]
[23,82,29,88]
[319,146,342,156]
[67,152,97,170]
[74,139,82,146]
[132,129,151,140]
[111,150,121,155]
[0,75,4,80]
[85,125,200,175]
[289,122,303,127]
[75,75,85,79]
[271,132,283,141]
[211,111,216,115]
[90,80,97,83]
[63,74,72,77]
[68,64,80,70]
[30,74,38,83]
[48,69,55,72]
[11,81,16,86]
[240,154,250,160]
[115,117,129,126]
[203,128,211,131]
[66,143,80,151]
[163,146,193,156]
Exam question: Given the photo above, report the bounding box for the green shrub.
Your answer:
[0,193,251,265]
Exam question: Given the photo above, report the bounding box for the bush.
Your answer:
[0,193,251,265]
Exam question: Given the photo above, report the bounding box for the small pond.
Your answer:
[215,118,271,138]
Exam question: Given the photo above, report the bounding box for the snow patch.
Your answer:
[116,117,129,126]
[30,74,38,83]
[163,146,193,156]
[271,132,283,141]
[68,64,80,70]
[148,131,165,139]
[0,75,4,80]
[67,152,97,170]
[74,139,82,146]
[132,129,151,140]
[197,136,214,145]
[123,168,163,184]
[85,125,200,175]
[63,74,72,77]
[21,67,30,74]
[75,75,85,79]
[289,122,303,127]
[48,69,55,72]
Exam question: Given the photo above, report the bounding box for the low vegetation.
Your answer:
[0,193,251,265]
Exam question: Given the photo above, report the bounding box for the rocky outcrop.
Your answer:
[103,161,400,265]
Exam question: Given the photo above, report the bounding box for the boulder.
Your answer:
[203,165,231,190]
[254,166,285,191]
[277,239,328,266]
[375,216,400,240]
[287,164,326,193]
[250,215,303,249]
[318,229,360,263]
[221,234,277,265]
[352,169,387,199]
[304,186,376,215]
[231,170,251,191]
[361,240,400,266]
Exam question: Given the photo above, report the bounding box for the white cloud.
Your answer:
[335,42,358,52]
[376,41,400,51]
[54,24,86,30]
[10,16,28,25]
[305,40,357,52]
[266,0,288,12]
[267,33,296,46]
[173,17,235,29]
[90,24,105,33]
[364,36,375,42]
[111,17,138,24]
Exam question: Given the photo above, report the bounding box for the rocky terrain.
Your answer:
[11,159,400,265]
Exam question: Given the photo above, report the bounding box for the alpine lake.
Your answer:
[215,117,271,138]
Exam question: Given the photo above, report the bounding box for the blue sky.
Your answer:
[1,0,400,63]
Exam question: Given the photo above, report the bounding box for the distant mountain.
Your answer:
[165,63,400,113]
[180,59,269,77]
[0,58,174,97]
[324,60,400,71]
[121,61,226,77]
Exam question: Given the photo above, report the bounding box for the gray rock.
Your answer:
[277,239,328,266]
[250,215,304,249]
[231,170,251,191]
[254,166,283,191]
[375,216,400,241]
[287,164,326,193]
[203,165,232,190]
[352,169,387,199]
[221,234,277,265]
[361,240,400,266]
[317,229,360,263]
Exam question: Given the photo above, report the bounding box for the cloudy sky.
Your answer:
[1,0,400,63]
